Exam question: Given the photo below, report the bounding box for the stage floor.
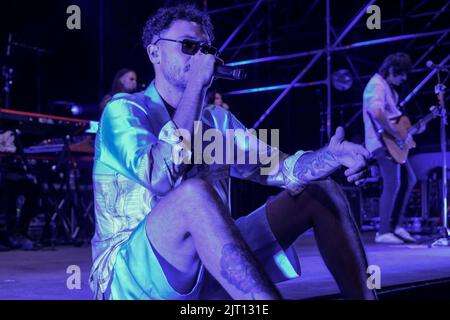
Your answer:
[1,231,449,300]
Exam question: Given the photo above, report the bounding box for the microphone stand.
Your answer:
[1,33,51,111]
[432,67,450,247]
[1,66,13,109]
[2,34,13,109]
[12,41,51,113]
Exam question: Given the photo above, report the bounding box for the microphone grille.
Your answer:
[233,69,247,80]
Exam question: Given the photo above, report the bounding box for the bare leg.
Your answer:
[266,179,376,300]
[146,178,281,300]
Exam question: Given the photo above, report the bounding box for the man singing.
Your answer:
[90,4,376,300]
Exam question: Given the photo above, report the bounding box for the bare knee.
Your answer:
[177,178,220,207]
[302,179,353,220]
[314,179,342,192]
[179,178,215,196]
[304,179,342,204]
[176,178,228,223]
[147,178,220,232]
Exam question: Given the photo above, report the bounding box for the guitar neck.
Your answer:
[409,112,436,135]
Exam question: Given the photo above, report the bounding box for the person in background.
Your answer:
[99,68,138,113]
[0,130,38,250]
[0,130,16,153]
[362,52,424,244]
[206,89,230,110]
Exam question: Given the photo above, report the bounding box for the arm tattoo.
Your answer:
[220,243,273,299]
[293,147,340,183]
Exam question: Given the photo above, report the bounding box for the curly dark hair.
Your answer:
[142,4,214,48]
[378,52,412,78]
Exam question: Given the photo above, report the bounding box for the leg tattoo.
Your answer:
[220,243,271,299]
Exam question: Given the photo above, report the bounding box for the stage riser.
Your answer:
[379,279,450,300]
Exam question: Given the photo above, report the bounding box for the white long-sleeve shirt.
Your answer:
[363,73,402,152]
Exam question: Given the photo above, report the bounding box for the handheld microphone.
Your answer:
[215,65,247,80]
[426,60,449,72]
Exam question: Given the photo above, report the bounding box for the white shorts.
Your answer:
[107,202,301,300]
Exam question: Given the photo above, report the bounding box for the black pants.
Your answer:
[373,148,417,234]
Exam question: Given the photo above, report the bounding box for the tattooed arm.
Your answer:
[293,147,340,184]
[293,127,371,186]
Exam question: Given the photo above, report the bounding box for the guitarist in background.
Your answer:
[363,52,426,244]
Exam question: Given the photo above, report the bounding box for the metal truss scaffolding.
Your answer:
[208,0,450,138]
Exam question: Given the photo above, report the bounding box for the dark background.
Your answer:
[1,0,449,216]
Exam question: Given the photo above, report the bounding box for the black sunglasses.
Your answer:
[153,38,219,56]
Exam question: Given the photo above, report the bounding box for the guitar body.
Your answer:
[370,106,438,164]
[381,116,416,164]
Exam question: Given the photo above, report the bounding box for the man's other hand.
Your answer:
[328,127,371,186]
